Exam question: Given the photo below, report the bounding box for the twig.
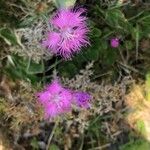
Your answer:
[108,2,130,10]
[79,133,85,150]
[112,131,122,137]
[118,48,127,64]
[128,11,144,21]
[46,59,63,72]
[7,2,29,14]
[88,143,111,150]
[46,120,59,150]
[91,71,112,80]
[117,61,144,75]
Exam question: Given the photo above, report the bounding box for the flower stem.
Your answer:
[46,119,59,150]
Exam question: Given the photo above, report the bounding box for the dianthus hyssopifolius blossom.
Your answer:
[74,91,91,108]
[42,8,89,59]
[37,79,73,119]
[36,79,91,119]
[110,37,120,48]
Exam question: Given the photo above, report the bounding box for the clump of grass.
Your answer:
[120,139,150,150]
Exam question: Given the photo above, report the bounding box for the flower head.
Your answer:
[42,8,89,59]
[74,91,91,108]
[110,38,120,48]
[37,79,72,119]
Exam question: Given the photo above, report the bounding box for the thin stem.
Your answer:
[46,119,59,150]
[117,61,144,75]
[88,143,111,150]
[108,1,130,10]
[79,133,85,150]
[46,59,63,72]
[91,71,112,81]
[118,47,126,64]
[128,11,144,21]
[135,24,139,61]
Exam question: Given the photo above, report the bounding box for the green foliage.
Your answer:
[56,3,150,79]
[120,139,150,150]
[136,11,150,38]
[0,0,21,26]
[135,120,146,136]
[0,28,20,46]
[26,58,44,75]
[91,28,102,38]
[124,41,134,50]
[59,62,78,78]
[30,137,39,150]
[1,0,149,81]
[3,55,41,84]
[105,9,127,29]
[49,144,60,150]
[88,116,105,143]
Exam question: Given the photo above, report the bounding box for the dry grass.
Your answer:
[0,78,43,135]
[125,84,150,141]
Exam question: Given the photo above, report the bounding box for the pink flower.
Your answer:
[110,38,120,48]
[74,91,91,108]
[42,8,89,59]
[37,79,72,119]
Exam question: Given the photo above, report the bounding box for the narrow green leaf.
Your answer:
[0,28,18,45]
[26,57,44,74]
